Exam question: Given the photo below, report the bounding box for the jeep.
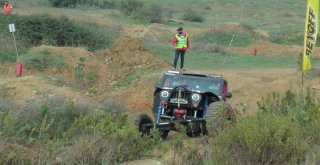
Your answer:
[130,70,235,139]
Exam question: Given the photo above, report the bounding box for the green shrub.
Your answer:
[120,0,143,16]
[213,114,309,164]
[94,0,117,8]
[63,114,159,164]
[0,95,95,143]
[0,14,113,51]
[52,55,68,69]
[49,0,78,8]
[143,4,164,23]
[115,71,138,87]
[114,69,150,87]
[182,9,204,23]
[0,51,16,63]
[212,89,320,164]
[75,57,85,82]
[24,50,51,71]
[87,70,97,84]
[25,51,68,71]
[49,0,116,8]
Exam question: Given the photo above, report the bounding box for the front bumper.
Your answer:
[143,117,206,131]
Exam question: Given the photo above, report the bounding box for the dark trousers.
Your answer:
[173,50,185,69]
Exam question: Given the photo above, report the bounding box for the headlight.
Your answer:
[191,93,201,101]
[161,90,170,98]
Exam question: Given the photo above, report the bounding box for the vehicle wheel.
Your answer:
[186,123,201,137]
[128,113,153,136]
[205,101,235,137]
[160,130,169,139]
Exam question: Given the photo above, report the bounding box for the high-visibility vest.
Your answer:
[175,34,188,49]
[4,4,12,14]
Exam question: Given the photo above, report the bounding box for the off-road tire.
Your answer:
[205,101,235,137]
[160,130,170,139]
[186,122,201,137]
[128,113,153,136]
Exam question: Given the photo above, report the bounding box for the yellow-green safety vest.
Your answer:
[175,34,188,49]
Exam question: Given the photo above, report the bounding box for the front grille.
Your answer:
[169,91,189,104]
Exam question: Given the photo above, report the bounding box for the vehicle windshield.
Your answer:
[161,75,222,95]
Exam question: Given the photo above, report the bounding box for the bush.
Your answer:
[211,89,320,164]
[0,14,113,51]
[94,0,117,9]
[63,114,159,164]
[49,0,116,8]
[142,4,164,23]
[52,55,68,69]
[75,57,85,82]
[218,115,308,164]
[49,0,78,8]
[0,95,96,143]
[182,9,204,22]
[120,0,143,16]
[0,50,17,63]
[0,104,158,164]
[24,50,51,71]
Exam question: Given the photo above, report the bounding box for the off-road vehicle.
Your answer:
[131,70,235,139]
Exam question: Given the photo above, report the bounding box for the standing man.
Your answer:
[3,0,12,15]
[172,27,190,70]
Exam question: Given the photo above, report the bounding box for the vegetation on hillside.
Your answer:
[1,87,320,164]
[49,0,118,8]
[0,94,160,164]
[0,14,116,54]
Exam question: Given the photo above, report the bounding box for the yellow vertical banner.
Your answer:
[302,0,319,71]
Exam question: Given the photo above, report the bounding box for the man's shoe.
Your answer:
[180,68,186,71]
[172,67,176,70]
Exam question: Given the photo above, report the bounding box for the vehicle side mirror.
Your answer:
[226,92,232,98]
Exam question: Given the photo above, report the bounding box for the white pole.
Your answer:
[9,24,18,63]
[11,32,19,62]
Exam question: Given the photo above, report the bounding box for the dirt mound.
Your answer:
[122,24,174,42]
[95,36,170,112]
[11,36,171,113]
[100,36,170,69]
[110,72,161,115]
[31,45,95,65]
[29,39,169,92]
[29,45,108,89]
[0,75,103,114]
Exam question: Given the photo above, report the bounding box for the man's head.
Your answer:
[4,0,8,4]
[177,27,183,34]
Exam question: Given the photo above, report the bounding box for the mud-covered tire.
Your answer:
[186,123,201,137]
[205,101,235,137]
[128,113,153,136]
[160,130,169,139]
